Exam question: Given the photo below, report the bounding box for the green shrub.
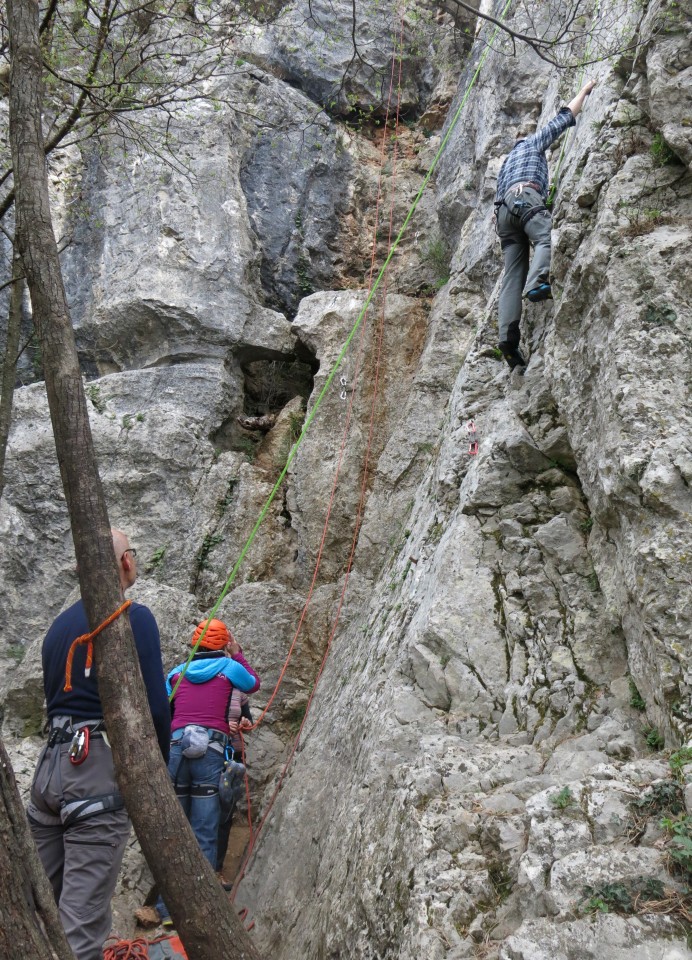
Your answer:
[631,779,683,816]
[196,533,223,572]
[582,876,665,915]
[650,132,677,166]
[421,236,451,287]
[669,747,692,782]
[643,725,665,751]
[145,546,166,573]
[660,814,692,878]
[550,786,574,810]
[628,678,646,711]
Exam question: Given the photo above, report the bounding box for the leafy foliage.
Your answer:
[660,814,692,878]
[145,546,166,573]
[196,532,223,572]
[669,747,692,783]
[631,780,684,817]
[643,725,665,751]
[550,786,575,810]
[628,678,646,711]
[650,132,678,167]
[0,0,286,220]
[581,876,665,915]
[421,237,451,289]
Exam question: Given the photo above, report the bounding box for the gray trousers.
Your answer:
[496,184,552,346]
[28,731,130,960]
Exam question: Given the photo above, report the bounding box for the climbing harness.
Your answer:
[466,420,479,456]
[495,183,549,243]
[63,599,132,692]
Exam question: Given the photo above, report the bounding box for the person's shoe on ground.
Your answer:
[134,906,161,929]
[497,342,526,370]
[526,282,552,302]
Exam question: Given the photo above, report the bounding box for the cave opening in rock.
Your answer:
[210,345,318,455]
[239,350,316,418]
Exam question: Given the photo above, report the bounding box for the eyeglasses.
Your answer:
[121,548,137,560]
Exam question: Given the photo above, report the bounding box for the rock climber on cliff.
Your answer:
[495,79,596,370]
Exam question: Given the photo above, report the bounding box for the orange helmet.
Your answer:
[191,618,232,651]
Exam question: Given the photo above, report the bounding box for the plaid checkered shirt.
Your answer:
[495,107,576,203]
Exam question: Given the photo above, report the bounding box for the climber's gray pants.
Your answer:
[496,184,552,346]
[28,731,130,960]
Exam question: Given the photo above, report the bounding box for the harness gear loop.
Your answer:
[63,599,132,692]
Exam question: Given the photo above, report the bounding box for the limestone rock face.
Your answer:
[232,0,473,117]
[1,0,691,957]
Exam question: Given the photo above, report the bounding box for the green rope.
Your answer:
[169,0,514,701]
[546,0,602,209]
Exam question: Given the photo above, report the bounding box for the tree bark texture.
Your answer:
[0,245,24,499]
[0,735,75,960]
[7,1,263,957]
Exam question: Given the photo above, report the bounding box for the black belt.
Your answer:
[47,725,104,747]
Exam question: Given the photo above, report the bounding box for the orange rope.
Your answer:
[231,14,407,900]
[102,937,150,960]
[63,599,132,692]
[239,31,401,740]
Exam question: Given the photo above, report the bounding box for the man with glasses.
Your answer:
[27,528,170,960]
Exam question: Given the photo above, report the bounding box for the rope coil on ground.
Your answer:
[103,937,150,960]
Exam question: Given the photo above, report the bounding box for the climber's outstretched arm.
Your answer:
[568,79,596,118]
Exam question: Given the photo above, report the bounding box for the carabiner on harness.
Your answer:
[69,727,90,766]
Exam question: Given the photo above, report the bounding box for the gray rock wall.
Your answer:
[1,0,691,956]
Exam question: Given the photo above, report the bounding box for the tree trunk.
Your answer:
[0,244,24,499]
[7,1,263,957]
[0,735,75,960]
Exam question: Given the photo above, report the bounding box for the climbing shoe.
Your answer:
[526,283,552,303]
[497,343,526,370]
